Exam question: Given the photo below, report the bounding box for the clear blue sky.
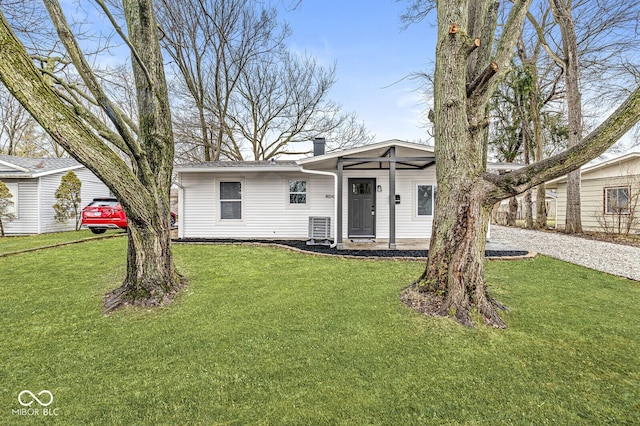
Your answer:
[279,1,437,143]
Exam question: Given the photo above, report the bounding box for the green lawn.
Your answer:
[0,237,639,425]
[0,229,124,255]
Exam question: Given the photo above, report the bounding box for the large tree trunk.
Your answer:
[419,182,505,328]
[0,3,185,311]
[536,184,547,228]
[565,169,582,232]
[524,189,534,228]
[101,0,185,310]
[104,212,183,310]
[507,196,518,226]
[551,0,583,233]
[407,0,533,328]
[407,0,640,329]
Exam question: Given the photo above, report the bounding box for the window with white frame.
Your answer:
[417,184,434,216]
[220,181,242,219]
[2,181,18,217]
[289,179,307,204]
[605,186,630,214]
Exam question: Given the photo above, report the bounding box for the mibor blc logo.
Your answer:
[12,390,59,417]
[18,390,53,407]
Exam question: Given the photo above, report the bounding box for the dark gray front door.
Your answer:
[348,178,376,237]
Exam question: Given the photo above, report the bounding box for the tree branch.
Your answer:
[483,82,640,201]
[526,11,566,72]
[43,0,142,159]
[0,9,140,202]
[94,0,153,87]
[466,62,498,98]
[471,0,534,109]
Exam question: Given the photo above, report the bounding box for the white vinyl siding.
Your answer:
[1,168,109,235]
[179,166,437,241]
[3,181,18,216]
[180,172,333,239]
[39,173,66,233]
[1,179,38,234]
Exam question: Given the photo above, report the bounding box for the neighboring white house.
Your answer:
[547,151,640,233]
[175,139,438,249]
[0,155,110,235]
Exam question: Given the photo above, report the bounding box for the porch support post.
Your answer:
[389,146,397,249]
[337,157,344,249]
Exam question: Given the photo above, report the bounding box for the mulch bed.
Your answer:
[174,238,529,258]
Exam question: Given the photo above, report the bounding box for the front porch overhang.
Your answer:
[298,141,436,250]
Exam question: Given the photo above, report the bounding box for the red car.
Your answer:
[81,197,177,234]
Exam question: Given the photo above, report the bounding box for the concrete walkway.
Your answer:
[490,225,640,281]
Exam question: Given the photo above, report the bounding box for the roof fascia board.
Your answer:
[297,140,435,165]
[546,152,640,184]
[0,159,30,172]
[176,165,302,173]
[31,164,84,178]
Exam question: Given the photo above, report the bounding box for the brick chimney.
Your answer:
[313,137,326,156]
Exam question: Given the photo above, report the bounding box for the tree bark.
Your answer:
[524,190,534,228]
[551,0,583,233]
[413,0,533,328]
[420,181,504,327]
[0,2,185,310]
[507,196,518,226]
[536,184,547,228]
[104,213,182,310]
[411,0,640,328]
[522,119,534,229]
[102,0,185,310]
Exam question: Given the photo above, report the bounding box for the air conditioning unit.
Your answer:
[307,216,331,246]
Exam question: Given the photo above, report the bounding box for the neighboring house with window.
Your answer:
[175,139,439,248]
[547,151,640,233]
[0,155,109,235]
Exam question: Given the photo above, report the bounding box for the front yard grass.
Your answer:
[0,229,124,255]
[0,237,639,424]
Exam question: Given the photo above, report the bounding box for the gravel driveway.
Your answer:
[490,225,640,281]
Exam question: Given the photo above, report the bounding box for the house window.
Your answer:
[417,185,434,216]
[289,180,307,204]
[220,181,242,219]
[605,186,630,214]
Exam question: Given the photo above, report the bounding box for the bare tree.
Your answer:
[230,52,372,159]
[0,85,39,155]
[402,0,640,328]
[548,0,584,233]
[158,0,372,161]
[157,0,286,161]
[532,0,640,232]
[0,0,184,310]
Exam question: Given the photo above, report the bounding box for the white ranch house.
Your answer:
[0,155,109,235]
[175,139,438,249]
